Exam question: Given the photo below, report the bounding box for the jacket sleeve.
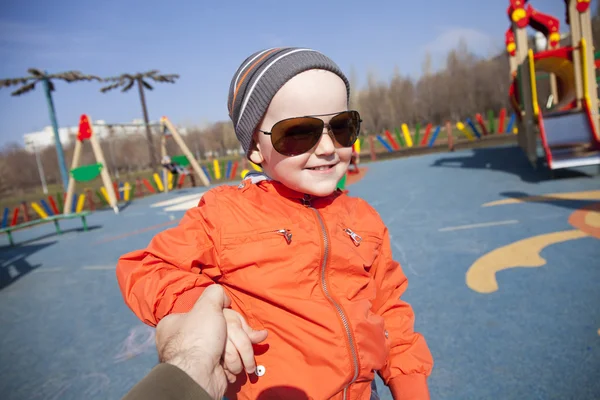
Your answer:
[121,363,212,400]
[371,226,434,400]
[116,191,222,327]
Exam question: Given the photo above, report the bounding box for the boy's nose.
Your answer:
[314,130,336,155]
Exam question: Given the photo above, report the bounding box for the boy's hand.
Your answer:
[222,308,268,380]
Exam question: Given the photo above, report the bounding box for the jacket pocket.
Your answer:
[222,227,293,246]
[220,227,296,275]
[334,223,383,301]
[337,223,382,269]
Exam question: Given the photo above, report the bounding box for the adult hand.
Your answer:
[222,308,269,377]
[155,285,233,400]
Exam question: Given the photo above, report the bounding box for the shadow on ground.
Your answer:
[431,145,596,183]
[0,242,56,290]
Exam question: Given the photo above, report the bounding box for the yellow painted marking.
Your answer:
[466,229,589,294]
[153,173,164,192]
[213,159,222,179]
[168,172,174,190]
[76,194,86,213]
[528,49,539,117]
[585,210,600,227]
[456,122,475,141]
[482,190,600,207]
[100,187,110,203]
[581,38,591,108]
[31,202,48,219]
[123,182,131,202]
[401,123,413,147]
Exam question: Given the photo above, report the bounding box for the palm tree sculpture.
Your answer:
[0,69,101,190]
[100,71,179,170]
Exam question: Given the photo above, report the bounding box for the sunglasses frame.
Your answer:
[258,110,362,156]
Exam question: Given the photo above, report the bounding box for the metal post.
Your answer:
[107,125,119,179]
[29,141,48,194]
[42,75,69,191]
[137,77,158,170]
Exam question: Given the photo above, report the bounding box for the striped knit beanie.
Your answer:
[227,47,351,156]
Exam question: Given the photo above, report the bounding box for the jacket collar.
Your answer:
[243,172,341,206]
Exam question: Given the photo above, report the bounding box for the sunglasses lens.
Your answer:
[268,111,361,156]
[271,117,323,156]
[329,111,360,147]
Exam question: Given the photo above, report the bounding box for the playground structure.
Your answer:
[63,114,119,214]
[506,0,600,170]
[160,116,210,191]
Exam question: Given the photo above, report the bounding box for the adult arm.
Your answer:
[121,363,212,400]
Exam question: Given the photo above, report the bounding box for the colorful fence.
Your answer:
[373,108,517,153]
[157,159,259,189]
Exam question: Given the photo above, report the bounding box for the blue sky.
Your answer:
[0,0,584,147]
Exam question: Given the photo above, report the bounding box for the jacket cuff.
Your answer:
[170,286,207,314]
[122,363,211,400]
[388,374,430,400]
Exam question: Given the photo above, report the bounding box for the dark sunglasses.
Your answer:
[259,110,362,156]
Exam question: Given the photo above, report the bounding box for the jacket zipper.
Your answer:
[258,229,292,244]
[303,195,359,398]
[276,229,292,244]
[343,228,362,246]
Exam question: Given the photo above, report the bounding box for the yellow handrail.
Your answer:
[527,49,539,117]
[580,38,590,108]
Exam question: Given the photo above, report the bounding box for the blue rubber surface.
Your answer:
[1,145,599,400]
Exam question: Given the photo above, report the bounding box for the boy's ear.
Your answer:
[248,136,264,165]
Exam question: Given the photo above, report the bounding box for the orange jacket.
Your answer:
[116,176,433,400]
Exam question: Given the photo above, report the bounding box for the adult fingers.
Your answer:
[224,368,237,384]
[223,338,243,375]
[239,316,268,344]
[246,328,268,344]
[228,326,257,374]
[192,284,231,314]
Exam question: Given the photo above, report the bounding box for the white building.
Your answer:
[23,118,188,152]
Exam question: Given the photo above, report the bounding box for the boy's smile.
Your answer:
[249,69,352,197]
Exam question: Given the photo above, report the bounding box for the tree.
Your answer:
[100,71,179,170]
[0,69,101,190]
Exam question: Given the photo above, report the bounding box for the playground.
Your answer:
[0,145,598,400]
[1,1,600,399]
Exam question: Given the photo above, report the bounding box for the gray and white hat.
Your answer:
[227,47,351,156]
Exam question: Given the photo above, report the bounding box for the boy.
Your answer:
[117,47,433,400]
